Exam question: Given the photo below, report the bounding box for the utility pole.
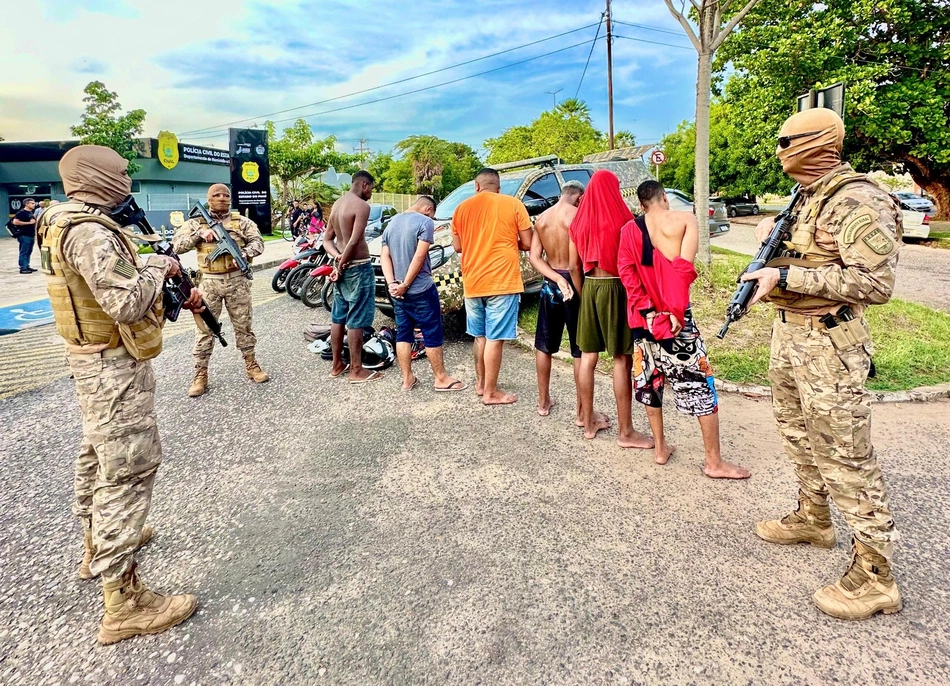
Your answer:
[354,138,372,169]
[605,0,615,150]
[545,88,563,109]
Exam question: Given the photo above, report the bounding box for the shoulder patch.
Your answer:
[111,256,137,279]
[841,208,877,244]
[862,228,895,256]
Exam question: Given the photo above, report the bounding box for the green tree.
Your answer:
[70,81,146,174]
[484,100,609,164]
[614,130,637,148]
[368,136,481,200]
[716,0,950,216]
[266,119,356,208]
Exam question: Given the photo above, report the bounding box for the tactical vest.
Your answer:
[766,168,870,311]
[196,211,250,274]
[38,202,164,360]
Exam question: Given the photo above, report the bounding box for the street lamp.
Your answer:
[545,89,563,109]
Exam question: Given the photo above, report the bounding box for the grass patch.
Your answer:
[920,230,950,250]
[519,246,950,391]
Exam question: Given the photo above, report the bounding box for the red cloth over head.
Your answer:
[569,170,632,277]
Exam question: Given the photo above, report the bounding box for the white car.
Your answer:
[901,208,930,240]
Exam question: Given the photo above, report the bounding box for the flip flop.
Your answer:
[329,364,350,378]
[435,380,467,392]
[349,371,384,384]
[403,378,419,391]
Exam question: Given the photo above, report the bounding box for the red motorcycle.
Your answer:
[300,263,336,309]
[271,235,324,292]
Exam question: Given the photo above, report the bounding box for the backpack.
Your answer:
[5,217,21,238]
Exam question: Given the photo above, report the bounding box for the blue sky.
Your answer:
[0,0,700,158]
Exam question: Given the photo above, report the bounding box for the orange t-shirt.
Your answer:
[451,191,531,298]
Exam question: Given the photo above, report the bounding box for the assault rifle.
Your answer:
[188,202,253,279]
[717,187,805,339]
[110,196,228,347]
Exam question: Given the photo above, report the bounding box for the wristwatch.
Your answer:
[778,267,789,290]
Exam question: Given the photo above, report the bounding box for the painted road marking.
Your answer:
[0,298,54,335]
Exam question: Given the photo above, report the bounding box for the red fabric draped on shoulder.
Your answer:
[569,170,633,277]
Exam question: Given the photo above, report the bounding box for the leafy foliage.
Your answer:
[266,119,357,207]
[370,136,481,200]
[70,81,146,174]
[715,0,950,215]
[483,99,617,164]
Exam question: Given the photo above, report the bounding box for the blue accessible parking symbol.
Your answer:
[0,299,55,336]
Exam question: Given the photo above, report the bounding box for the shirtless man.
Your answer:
[618,181,749,479]
[529,182,610,431]
[323,171,382,383]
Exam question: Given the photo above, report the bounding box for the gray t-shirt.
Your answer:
[381,211,435,296]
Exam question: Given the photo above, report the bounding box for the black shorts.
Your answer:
[535,270,581,359]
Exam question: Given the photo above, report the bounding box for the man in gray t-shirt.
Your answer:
[380,196,465,393]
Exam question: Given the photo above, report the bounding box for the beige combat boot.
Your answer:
[244,353,270,383]
[79,524,154,580]
[98,563,197,645]
[813,539,902,620]
[188,367,209,397]
[755,491,836,548]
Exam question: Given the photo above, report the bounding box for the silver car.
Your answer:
[666,189,730,236]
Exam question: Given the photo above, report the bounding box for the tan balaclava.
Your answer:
[776,108,846,186]
[207,184,231,214]
[59,145,132,208]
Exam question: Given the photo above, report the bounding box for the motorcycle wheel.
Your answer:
[271,268,290,292]
[301,274,327,308]
[285,264,312,299]
[321,281,335,311]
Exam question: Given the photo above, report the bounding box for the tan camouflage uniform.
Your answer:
[60,222,170,583]
[172,211,263,366]
[769,163,901,560]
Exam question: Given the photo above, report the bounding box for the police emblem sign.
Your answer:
[229,128,272,233]
[157,131,179,170]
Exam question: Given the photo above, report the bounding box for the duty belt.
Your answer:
[777,306,855,330]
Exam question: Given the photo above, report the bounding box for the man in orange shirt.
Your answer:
[452,168,532,405]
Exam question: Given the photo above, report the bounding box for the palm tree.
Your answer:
[554,98,592,123]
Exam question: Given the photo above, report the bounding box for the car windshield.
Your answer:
[435,178,524,220]
[368,206,382,220]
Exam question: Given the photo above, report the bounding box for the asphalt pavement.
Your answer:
[1,271,950,685]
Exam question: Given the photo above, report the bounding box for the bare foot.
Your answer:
[576,411,611,428]
[483,390,517,406]
[703,460,751,480]
[617,430,655,450]
[537,398,555,417]
[329,363,349,378]
[476,378,484,397]
[348,368,382,383]
[654,442,676,465]
[402,376,419,391]
[583,414,612,440]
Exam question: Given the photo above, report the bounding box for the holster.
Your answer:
[825,317,871,352]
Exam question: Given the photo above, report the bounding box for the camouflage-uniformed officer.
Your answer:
[742,109,902,620]
[38,145,198,644]
[172,184,268,396]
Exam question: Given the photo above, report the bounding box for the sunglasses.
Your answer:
[778,131,824,149]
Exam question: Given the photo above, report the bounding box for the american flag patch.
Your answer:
[112,257,136,279]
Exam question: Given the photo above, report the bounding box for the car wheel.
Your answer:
[728,207,737,218]
[752,205,760,215]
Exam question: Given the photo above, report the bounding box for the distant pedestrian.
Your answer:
[289,199,303,237]
[380,196,465,392]
[451,167,533,405]
[11,197,37,273]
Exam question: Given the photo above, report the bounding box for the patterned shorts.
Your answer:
[633,311,718,417]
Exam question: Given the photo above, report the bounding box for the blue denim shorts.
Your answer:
[393,284,444,348]
[465,294,520,341]
[331,262,376,329]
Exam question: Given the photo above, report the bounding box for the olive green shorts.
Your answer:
[577,276,634,356]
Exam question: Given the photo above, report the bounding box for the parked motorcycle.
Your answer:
[286,249,331,299]
[271,235,323,292]
[300,264,335,309]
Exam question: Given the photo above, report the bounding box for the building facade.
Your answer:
[0,139,230,238]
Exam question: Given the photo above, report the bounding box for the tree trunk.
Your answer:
[902,153,949,219]
[694,51,713,265]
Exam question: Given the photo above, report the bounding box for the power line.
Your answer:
[575,12,606,99]
[612,19,684,37]
[179,22,601,136]
[181,37,603,141]
[612,34,693,50]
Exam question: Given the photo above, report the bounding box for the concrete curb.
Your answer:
[514,330,950,404]
[251,258,285,273]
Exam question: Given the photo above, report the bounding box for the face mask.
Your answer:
[59,145,133,208]
[775,109,845,186]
